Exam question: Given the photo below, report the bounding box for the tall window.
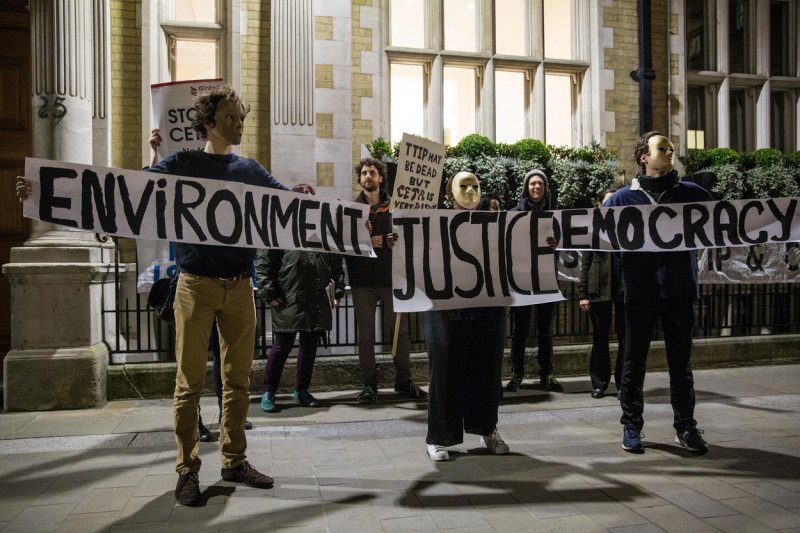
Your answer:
[387,1,587,147]
[686,0,713,71]
[444,0,478,52]
[495,71,526,143]
[443,67,476,145]
[391,0,424,48]
[495,0,526,56]
[728,0,752,74]
[686,86,707,149]
[162,0,221,81]
[683,0,799,154]
[543,0,573,59]
[390,64,425,142]
[545,73,573,146]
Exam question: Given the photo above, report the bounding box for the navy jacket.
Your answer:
[604,172,713,302]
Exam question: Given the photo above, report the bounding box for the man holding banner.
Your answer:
[345,157,426,404]
[146,85,285,505]
[605,131,712,454]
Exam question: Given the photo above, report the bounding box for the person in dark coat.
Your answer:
[579,188,626,399]
[605,131,712,454]
[505,169,564,393]
[256,184,346,412]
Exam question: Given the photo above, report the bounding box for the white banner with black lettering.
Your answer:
[698,243,800,283]
[554,198,799,252]
[23,158,374,260]
[391,209,565,312]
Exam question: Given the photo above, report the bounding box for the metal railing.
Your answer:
[106,256,799,364]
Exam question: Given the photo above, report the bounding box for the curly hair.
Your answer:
[633,130,664,175]
[191,85,250,140]
[355,157,387,187]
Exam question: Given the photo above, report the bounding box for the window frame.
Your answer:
[159,0,226,82]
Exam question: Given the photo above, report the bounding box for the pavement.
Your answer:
[0,363,799,532]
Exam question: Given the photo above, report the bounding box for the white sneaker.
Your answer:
[426,444,449,461]
[480,429,510,454]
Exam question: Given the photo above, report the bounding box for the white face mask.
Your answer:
[643,135,675,176]
[451,172,481,210]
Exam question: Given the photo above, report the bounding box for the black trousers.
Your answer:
[509,302,556,378]
[620,298,697,433]
[424,309,506,447]
[588,300,626,391]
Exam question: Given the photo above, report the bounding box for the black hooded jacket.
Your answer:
[511,169,551,213]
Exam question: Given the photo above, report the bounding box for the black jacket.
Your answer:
[344,190,394,287]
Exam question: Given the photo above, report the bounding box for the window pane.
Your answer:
[391,64,424,144]
[495,71,525,143]
[174,39,217,80]
[174,0,216,23]
[729,0,751,74]
[770,1,789,76]
[496,0,525,55]
[687,86,707,150]
[543,0,572,59]
[686,0,709,71]
[729,88,748,151]
[444,0,477,52]
[443,66,476,146]
[545,74,573,147]
[770,92,786,152]
[391,0,424,48]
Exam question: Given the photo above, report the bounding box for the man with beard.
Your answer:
[345,158,427,404]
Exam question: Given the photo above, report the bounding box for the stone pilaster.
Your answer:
[3,0,112,411]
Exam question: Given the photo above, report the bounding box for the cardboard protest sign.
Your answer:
[150,79,223,161]
[392,209,564,312]
[391,133,446,210]
[698,243,800,284]
[553,198,800,252]
[23,158,374,258]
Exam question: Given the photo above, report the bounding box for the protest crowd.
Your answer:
[24,84,780,508]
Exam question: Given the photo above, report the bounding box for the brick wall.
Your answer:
[110,0,142,171]
[603,0,670,178]
[350,0,376,198]
[241,0,271,168]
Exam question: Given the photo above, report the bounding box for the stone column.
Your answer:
[2,0,114,411]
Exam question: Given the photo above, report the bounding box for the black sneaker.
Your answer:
[505,372,523,392]
[221,461,274,488]
[198,419,213,442]
[394,380,428,399]
[357,384,378,404]
[676,426,709,452]
[175,472,201,506]
[541,375,564,393]
[622,425,644,452]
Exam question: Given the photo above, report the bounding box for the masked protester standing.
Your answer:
[146,85,286,505]
[605,131,712,454]
[423,172,510,461]
[505,170,564,393]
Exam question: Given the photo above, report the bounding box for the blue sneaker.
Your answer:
[676,426,709,452]
[294,389,318,407]
[261,391,277,412]
[622,425,643,451]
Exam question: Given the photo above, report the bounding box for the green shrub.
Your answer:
[707,147,741,167]
[365,137,393,161]
[453,134,497,158]
[745,165,800,199]
[679,149,714,175]
[511,138,550,164]
[473,156,513,207]
[709,163,745,200]
[787,151,800,168]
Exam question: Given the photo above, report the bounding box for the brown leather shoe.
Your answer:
[175,472,201,506]
[221,461,274,488]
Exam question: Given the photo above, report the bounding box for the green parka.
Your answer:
[255,249,345,333]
